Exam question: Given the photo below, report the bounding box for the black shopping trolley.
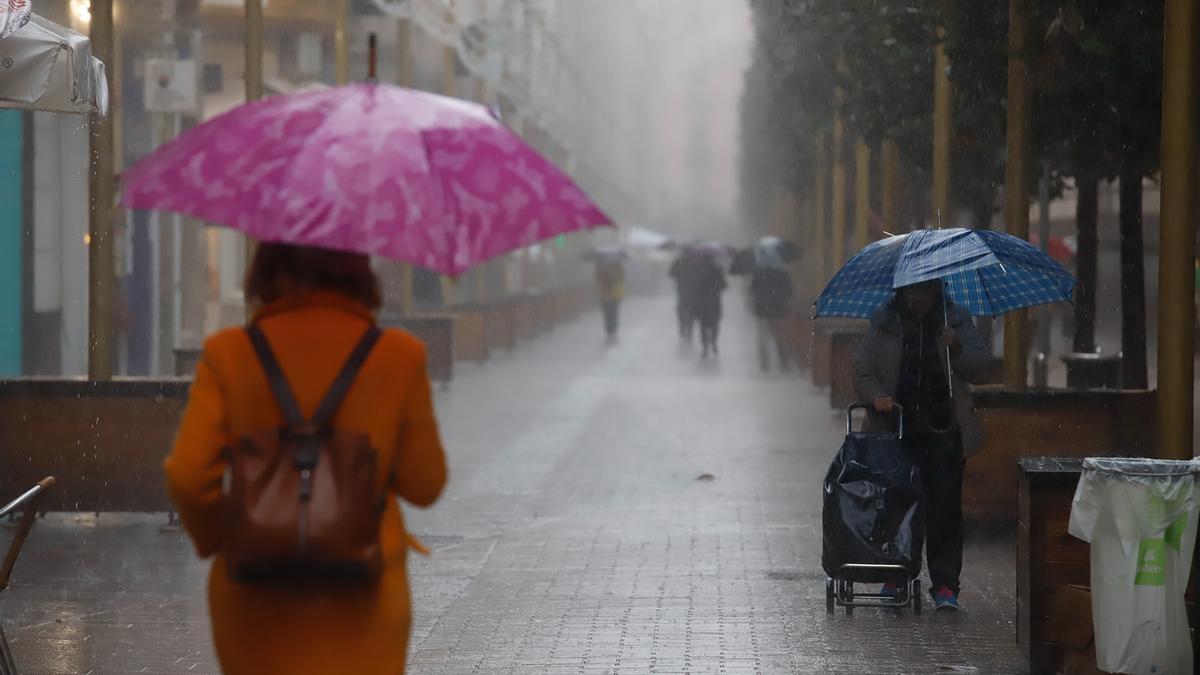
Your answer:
[822,404,923,615]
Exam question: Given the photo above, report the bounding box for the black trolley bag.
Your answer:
[822,403,924,614]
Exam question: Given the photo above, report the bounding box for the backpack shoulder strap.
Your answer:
[311,326,383,429]
[245,324,306,427]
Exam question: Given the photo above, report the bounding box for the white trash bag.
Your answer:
[1069,457,1200,675]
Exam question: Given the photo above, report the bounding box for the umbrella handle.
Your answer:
[936,207,954,399]
[943,289,954,400]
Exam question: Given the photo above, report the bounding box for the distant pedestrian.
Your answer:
[669,253,699,341]
[852,280,990,611]
[748,244,795,371]
[595,259,626,342]
[165,243,448,675]
[692,254,727,358]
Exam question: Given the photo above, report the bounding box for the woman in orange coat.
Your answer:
[165,244,448,674]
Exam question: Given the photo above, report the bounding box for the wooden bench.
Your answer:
[380,315,454,384]
[484,300,518,352]
[410,307,488,364]
[514,294,540,341]
[0,380,189,513]
[967,388,1157,524]
[810,319,868,403]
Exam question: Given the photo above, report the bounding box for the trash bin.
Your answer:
[1068,457,1200,675]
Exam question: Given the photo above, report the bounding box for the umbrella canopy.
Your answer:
[815,228,1075,318]
[730,236,799,275]
[582,245,629,263]
[121,83,610,276]
[682,240,735,259]
[0,14,109,115]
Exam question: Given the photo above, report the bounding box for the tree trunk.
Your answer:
[1118,164,1148,389]
[1073,176,1099,354]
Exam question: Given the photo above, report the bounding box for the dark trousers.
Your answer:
[698,312,720,354]
[602,300,619,336]
[677,303,695,340]
[905,430,965,594]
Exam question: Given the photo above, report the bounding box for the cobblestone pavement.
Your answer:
[1,292,1029,674]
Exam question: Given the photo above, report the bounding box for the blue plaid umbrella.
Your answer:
[815,228,1075,318]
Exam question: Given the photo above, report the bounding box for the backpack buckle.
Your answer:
[287,424,323,471]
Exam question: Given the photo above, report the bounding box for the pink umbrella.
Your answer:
[121,83,611,276]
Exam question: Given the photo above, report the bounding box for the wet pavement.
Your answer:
[1,290,1028,674]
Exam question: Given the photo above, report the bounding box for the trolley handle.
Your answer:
[846,403,904,439]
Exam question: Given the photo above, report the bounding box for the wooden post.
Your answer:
[244,0,263,101]
[88,0,115,380]
[812,135,828,297]
[397,19,414,314]
[854,137,871,251]
[1157,0,1198,458]
[243,0,264,317]
[881,140,900,233]
[932,29,952,224]
[439,35,458,307]
[831,110,847,263]
[335,0,349,85]
[1003,0,1032,391]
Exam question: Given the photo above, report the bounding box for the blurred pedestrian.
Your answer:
[165,243,448,675]
[669,253,698,342]
[595,258,626,342]
[693,254,727,358]
[748,244,795,371]
[852,280,990,611]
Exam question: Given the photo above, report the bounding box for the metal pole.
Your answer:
[88,0,115,381]
[1003,0,1032,391]
[1157,0,1197,459]
[854,137,870,251]
[932,29,952,225]
[881,140,900,233]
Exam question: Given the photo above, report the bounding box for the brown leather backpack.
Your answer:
[221,323,386,584]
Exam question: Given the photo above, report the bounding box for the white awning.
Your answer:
[0,14,108,115]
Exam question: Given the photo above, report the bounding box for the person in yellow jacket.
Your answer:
[165,243,448,674]
[595,258,626,342]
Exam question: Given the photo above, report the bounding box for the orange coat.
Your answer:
[165,292,448,674]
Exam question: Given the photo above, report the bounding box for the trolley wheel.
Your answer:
[843,581,854,615]
[912,580,922,615]
[825,578,835,615]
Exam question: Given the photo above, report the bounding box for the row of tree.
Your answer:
[740,0,1166,387]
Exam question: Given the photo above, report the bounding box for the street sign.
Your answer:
[144,58,198,114]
